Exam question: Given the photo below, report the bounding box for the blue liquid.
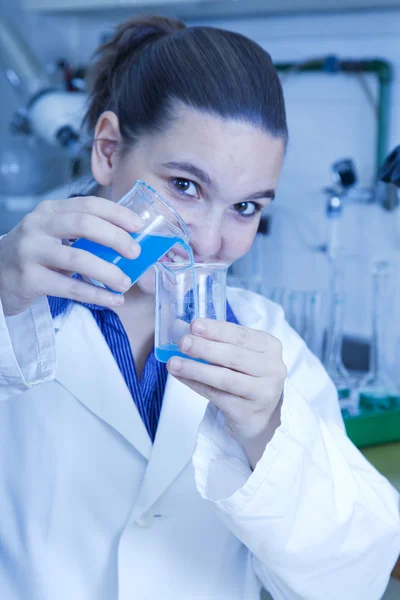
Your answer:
[155,344,207,364]
[72,233,184,290]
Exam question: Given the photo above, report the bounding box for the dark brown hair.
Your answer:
[84,15,288,148]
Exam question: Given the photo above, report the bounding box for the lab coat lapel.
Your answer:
[131,288,270,514]
[132,374,208,516]
[55,304,152,460]
[227,287,269,332]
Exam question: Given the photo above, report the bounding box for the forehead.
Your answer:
[145,106,285,188]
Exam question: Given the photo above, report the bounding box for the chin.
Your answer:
[134,268,156,295]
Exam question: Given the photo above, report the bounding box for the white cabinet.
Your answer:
[22,0,400,13]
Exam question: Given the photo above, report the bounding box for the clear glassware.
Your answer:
[286,290,306,338]
[303,290,324,360]
[323,291,355,407]
[357,260,399,411]
[72,181,192,291]
[154,262,228,363]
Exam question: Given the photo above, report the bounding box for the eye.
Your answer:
[233,201,262,217]
[172,178,199,198]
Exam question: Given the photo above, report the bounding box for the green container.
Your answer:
[343,396,400,448]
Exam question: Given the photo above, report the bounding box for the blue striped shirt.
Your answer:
[48,295,238,442]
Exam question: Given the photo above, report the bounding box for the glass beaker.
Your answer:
[72,181,192,291]
[357,260,399,410]
[154,262,229,363]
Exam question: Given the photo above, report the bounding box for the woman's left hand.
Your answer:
[167,318,287,468]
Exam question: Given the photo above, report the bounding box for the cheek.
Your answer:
[134,269,156,295]
[222,223,257,261]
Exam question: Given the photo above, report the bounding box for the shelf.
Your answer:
[23,0,400,17]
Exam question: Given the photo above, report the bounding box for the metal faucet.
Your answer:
[326,157,399,211]
[325,158,376,210]
[319,158,399,257]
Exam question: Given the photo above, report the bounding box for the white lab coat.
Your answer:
[0,286,399,600]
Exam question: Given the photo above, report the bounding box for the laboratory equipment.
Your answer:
[379,144,400,187]
[0,18,87,158]
[154,262,228,363]
[287,291,307,339]
[356,260,399,410]
[303,290,325,359]
[321,158,376,259]
[323,292,355,405]
[72,181,193,291]
[378,145,400,211]
[267,288,325,359]
[0,136,52,196]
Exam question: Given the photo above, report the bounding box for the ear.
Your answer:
[91,111,122,186]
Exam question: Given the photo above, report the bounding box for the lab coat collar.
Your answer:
[54,288,269,510]
[132,375,208,516]
[54,304,153,460]
[131,288,269,514]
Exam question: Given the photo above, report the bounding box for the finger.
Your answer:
[191,319,280,354]
[44,213,140,260]
[172,375,242,414]
[179,334,266,376]
[37,243,132,294]
[36,196,142,232]
[42,269,125,308]
[167,356,259,401]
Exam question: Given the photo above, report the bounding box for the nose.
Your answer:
[188,218,223,261]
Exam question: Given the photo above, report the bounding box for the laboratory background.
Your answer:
[1,0,400,598]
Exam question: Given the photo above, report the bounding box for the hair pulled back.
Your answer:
[84,15,288,147]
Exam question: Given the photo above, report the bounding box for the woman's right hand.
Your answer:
[0,196,142,317]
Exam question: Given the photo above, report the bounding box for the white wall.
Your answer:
[73,7,400,339]
[196,10,400,341]
[2,3,400,338]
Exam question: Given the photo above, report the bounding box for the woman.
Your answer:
[0,16,398,600]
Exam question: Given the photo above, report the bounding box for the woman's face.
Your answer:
[96,105,285,294]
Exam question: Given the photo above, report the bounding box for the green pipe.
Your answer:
[274,57,393,176]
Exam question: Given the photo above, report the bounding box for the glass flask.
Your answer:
[323,291,354,405]
[357,260,400,411]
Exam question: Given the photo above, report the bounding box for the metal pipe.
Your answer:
[0,18,51,100]
[274,56,393,176]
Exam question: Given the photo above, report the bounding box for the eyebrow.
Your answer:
[246,189,275,201]
[161,161,213,187]
[162,160,275,201]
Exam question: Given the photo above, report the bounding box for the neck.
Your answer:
[112,284,156,377]
[117,284,154,319]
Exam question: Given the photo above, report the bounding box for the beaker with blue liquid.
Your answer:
[71,181,193,290]
[154,262,228,363]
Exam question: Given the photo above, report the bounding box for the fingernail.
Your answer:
[130,242,140,258]
[112,294,124,305]
[170,357,183,372]
[181,336,192,352]
[192,320,205,335]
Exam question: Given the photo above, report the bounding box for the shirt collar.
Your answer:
[49,295,239,324]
